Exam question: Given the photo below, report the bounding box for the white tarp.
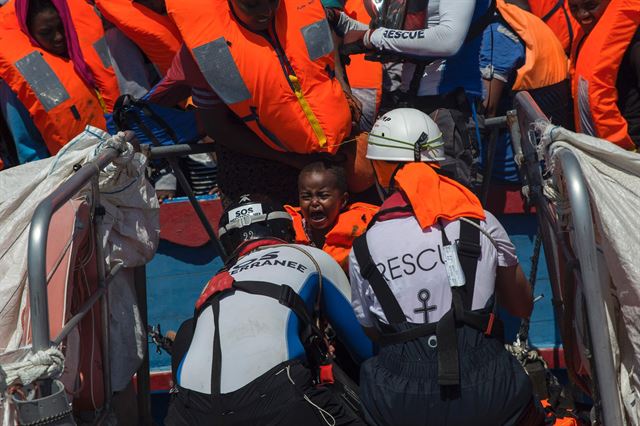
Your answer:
[541,124,640,425]
[0,127,159,420]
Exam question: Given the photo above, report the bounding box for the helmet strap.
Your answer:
[414,131,429,162]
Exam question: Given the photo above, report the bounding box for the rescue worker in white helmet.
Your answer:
[165,194,372,425]
[348,108,544,425]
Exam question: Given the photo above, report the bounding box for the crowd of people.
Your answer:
[0,0,638,424]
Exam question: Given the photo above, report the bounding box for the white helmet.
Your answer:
[367,108,445,162]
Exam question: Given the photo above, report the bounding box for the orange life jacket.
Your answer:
[0,11,107,155]
[284,203,378,271]
[95,0,181,76]
[529,0,579,54]
[570,0,640,150]
[496,0,568,91]
[343,0,382,117]
[393,162,485,229]
[65,0,120,112]
[167,0,352,154]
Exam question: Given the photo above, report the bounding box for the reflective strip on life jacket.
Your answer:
[570,0,640,150]
[95,0,182,75]
[0,12,107,155]
[167,0,352,154]
[496,0,568,91]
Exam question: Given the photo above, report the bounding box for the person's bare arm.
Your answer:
[482,78,507,118]
[495,264,533,318]
[197,105,324,169]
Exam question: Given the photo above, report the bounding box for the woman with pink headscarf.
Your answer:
[0,0,121,165]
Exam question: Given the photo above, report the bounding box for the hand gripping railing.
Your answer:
[27,146,121,423]
[512,92,625,426]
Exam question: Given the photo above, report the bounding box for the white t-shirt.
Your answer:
[349,211,517,327]
[178,244,371,394]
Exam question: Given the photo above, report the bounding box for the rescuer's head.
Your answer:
[367,108,444,200]
[218,194,294,256]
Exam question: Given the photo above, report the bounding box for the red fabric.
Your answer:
[159,198,223,247]
[319,363,335,384]
[394,163,485,230]
[15,0,95,87]
[194,238,285,310]
[236,238,285,257]
[376,191,413,221]
[195,270,234,310]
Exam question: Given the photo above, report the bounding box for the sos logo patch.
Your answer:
[228,203,263,221]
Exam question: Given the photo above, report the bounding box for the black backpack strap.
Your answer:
[434,218,481,386]
[352,234,407,324]
[232,280,330,368]
[232,281,318,332]
[542,0,564,22]
[457,218,481,309]
[377,322,437,345]
[210,297,223,399]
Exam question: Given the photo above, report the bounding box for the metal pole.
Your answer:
[556,149,625,426]
[166,156,226,259]
[480,127,499,205]
[134,266,152,425]
[148,143,216,160]
[92,176,112,413]
[27,147,120,398]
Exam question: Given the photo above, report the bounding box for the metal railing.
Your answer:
[27,146,121,422]
[26,140,225,424]
[512,92,625,426]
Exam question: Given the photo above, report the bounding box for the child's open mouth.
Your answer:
[309,211,328,226]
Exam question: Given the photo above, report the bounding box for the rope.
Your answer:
[0,348,64,393]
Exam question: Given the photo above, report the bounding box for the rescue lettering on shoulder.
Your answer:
[382,29,425,40]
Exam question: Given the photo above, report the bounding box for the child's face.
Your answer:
[298,171,348,231]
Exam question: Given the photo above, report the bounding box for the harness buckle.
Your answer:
[457,240,481,257]
[278,285,297,308]
[485,313,496,336]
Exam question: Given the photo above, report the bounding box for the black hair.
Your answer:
[27,0,57,28]
[299,160,348,193]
